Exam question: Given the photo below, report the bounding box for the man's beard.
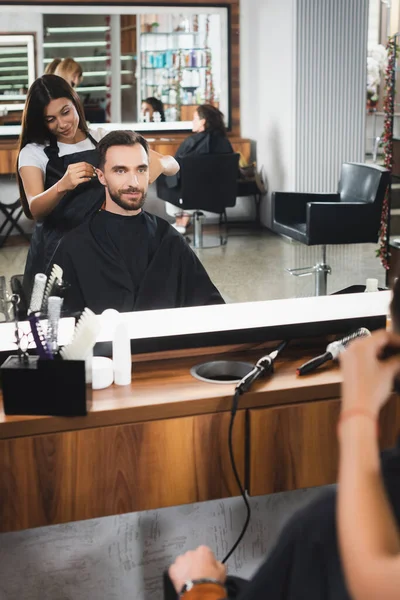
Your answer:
[108,186,147,211]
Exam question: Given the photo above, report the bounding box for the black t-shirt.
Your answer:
[89,210,157,297]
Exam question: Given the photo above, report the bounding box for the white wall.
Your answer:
[368,0,380,46]
[240,0,296,227]
[241,0,368,225]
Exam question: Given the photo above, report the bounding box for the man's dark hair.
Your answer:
[98,130,149,170]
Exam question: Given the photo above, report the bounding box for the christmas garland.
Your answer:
[378,36,396,269]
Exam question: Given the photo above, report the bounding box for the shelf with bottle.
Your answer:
[141,49,209,69]
[141,31,200,36]
[142,66,207,70]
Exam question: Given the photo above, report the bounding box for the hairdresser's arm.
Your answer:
[338,330,400,600]
[148,149,179,183]
[19,162,95,219]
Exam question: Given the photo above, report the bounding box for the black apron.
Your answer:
[23,133,105,298]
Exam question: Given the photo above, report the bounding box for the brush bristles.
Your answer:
[60,308,100,361]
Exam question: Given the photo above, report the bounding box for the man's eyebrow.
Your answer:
[111,164,148,171]
[111,164,128,171]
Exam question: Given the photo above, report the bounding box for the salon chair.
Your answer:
[271,162,390,295]
[156,153,240,248]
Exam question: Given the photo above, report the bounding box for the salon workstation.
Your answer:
[0,1,400,599]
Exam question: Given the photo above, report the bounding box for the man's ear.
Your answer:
[96,168,106,187]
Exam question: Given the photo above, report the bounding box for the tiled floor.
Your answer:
[0,178,386,305]
[0,226,386,306]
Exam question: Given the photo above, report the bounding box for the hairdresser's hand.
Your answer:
[340,330,400,416]
[169,546,226,593]
[58,162,96,192]
[148,150,179,183]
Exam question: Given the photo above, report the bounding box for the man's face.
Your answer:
[97,144,149,213]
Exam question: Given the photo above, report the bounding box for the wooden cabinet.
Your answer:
[121,15,137,55]
[0,140,19,176]
[248,399,341,496]
[0,410,245,533]
[248,394,400,496]
[0,137,252,175]
[147,137,251,164]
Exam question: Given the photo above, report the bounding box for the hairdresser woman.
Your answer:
[18,74,179,297]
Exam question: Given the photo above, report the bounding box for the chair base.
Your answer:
[286,246,331,296]
[191,211,227,249]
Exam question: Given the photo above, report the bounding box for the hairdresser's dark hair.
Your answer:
[143,97,165,122]
[17,74,89,219]
[97,130,149,170]
[197,104,227,136]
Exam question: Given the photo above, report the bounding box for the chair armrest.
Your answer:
[273,192,339,224]
[307,202,376,244]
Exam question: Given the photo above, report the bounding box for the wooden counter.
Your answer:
[1,344,399,533]
[0,136,252,176]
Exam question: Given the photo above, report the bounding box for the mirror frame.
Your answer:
[0,33,37,116]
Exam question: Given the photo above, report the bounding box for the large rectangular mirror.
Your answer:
[0,5,229,131]
[0,0,387,329]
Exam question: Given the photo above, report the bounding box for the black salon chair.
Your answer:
[271,162,390,295]
[0,198,30,248]
[156,153,240,248]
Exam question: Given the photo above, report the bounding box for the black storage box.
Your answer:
[0,355,92,416]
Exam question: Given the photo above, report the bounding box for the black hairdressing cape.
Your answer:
[232,440,400,600]
[52,209,224,314]
[165,130,234,189]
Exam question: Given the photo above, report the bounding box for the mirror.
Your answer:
[0,1,387,325]
[0,33,36,125]
[0,6,229,130]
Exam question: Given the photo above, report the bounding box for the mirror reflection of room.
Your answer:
[0,0,393,323]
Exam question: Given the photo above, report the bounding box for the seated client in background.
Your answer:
[53,130,224,314]
[157,104,234,234]
[141,97,166,122]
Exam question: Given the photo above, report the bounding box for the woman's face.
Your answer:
[192,110,206,133]
[44,97,80,143]
[142,102,154,120]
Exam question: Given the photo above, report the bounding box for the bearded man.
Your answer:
[52,130,224,313]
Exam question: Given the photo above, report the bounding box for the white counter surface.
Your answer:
[0,292,391,353]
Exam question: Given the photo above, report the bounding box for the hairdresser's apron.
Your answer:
[23,133,105,297]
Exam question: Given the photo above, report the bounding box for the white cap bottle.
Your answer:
[365,278,379,292]
[113,320,131,386]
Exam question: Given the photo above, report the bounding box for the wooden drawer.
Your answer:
[0,410,245,532]
[248,395,400,496]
